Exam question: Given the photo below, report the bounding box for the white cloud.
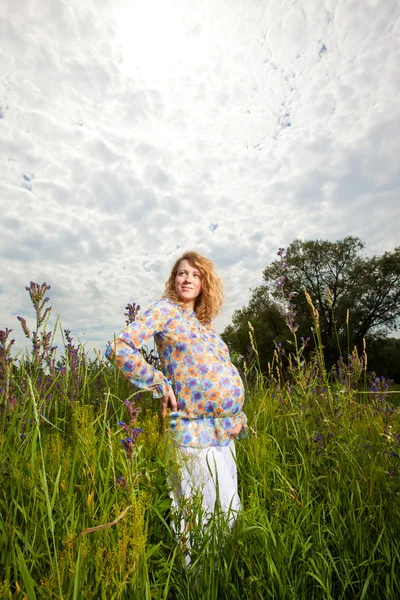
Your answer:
[1,0,399,357]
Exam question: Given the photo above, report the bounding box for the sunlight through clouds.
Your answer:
[116,0,215,83]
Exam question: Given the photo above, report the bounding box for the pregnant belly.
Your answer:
[175,373,244,417]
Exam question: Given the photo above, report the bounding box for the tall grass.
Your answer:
[1,284,400,598]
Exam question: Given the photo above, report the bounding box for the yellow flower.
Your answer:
[87,489,95,515]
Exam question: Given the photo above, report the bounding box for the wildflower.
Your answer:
[119,398,143,458]
[118,421,130,434]
[312,431,326,455]
[121,437,134,458]
[124,399,141,424]
[124,302,141,325]
[115,475,127,487]
[370,376,393,402]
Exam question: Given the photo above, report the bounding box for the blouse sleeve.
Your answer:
[106,300,176,398]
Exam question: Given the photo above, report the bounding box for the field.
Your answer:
[1,284,400,599]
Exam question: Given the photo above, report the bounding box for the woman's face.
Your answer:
[174,259,202,309]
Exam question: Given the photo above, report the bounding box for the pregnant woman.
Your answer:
[106,251,247,537]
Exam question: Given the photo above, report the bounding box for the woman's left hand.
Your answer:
[229,423,243,438]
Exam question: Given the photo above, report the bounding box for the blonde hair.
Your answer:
[162,251,224,323]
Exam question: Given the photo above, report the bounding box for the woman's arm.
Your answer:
[106,300,176,399]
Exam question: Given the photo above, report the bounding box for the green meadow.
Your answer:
[1,283,400,599]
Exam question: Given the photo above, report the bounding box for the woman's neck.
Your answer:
[180,300,195,311]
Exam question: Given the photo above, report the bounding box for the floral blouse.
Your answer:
[106,298,247,448]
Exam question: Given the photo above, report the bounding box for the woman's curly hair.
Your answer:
[162,251,224,323]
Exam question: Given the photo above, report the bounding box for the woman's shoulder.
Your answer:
[202,320,217,333]
[143,298,178,319]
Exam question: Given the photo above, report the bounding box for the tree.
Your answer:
[222,286,286,371]
[366,337,400,383]
[223,237,400,371]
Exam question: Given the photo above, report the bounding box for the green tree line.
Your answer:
[222,237,400,382]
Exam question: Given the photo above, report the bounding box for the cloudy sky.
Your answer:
[1,0,399,357]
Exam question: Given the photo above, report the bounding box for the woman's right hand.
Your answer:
[229,423,243,438]
[160,387,177,419]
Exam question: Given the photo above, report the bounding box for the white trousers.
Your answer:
[170,440,241,531]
